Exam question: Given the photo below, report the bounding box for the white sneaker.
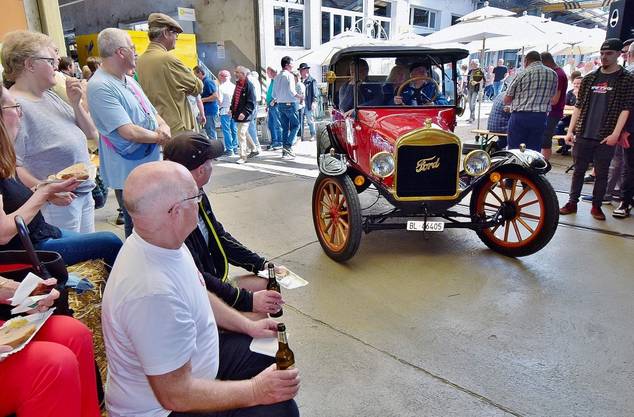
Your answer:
[236,158,246,164]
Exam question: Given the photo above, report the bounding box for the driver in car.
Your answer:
[394,63,449,106]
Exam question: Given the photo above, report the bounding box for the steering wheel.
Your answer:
[395,76,440,104]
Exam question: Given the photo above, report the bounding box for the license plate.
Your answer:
[406,220,445,232]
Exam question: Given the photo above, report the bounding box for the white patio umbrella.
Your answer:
[387,31,479,52]
[421,10,546,129]
[549,27,606,56]
[295,31,386,66]
[457,1,515,22]
[464,14,585,53]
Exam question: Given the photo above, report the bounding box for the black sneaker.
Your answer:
[283,147,295,158]
[612,202,631,218]
[247,151,260,159]
[115,210,125,225]
[583,174,595,184]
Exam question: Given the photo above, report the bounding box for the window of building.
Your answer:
[451,15,461,26]
[321,4,363,43]
[333,14,342,36]
[322,12,331,44]
[273,1,304,47]
[374,1,390,17]
[410,7,437,29]
[322,0,363,12]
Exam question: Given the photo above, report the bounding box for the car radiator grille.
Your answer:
[396,144,460,198]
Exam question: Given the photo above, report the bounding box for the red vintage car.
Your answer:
[313,46,559,262]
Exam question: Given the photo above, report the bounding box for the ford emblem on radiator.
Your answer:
[416,156,440,173]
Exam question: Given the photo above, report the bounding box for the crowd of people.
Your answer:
[481,38,634,221]
[0,12,301,417]
[1,8,634,415]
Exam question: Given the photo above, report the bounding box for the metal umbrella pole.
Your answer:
[476,37,486,130]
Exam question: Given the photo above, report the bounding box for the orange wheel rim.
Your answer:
[476,173,545,248]
[315,178,350,253]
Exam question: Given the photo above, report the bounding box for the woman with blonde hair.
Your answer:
[0,86,121,264]
[382,64,409,105]
[1,30,99,233]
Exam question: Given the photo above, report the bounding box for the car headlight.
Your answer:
[370,151,395,178]
[463,150,491,176]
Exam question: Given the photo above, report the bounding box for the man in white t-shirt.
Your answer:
[218,70,238,156]
[101,161,300,417]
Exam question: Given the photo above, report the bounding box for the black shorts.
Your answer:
[542,115,560,149]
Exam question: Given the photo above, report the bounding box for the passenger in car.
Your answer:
[338,59,382,112]
[382,64,409,105]
[394,63,449,106]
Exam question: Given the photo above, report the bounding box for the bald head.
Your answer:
[124,161,196,217]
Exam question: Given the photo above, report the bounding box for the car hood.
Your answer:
[361,113,449,143]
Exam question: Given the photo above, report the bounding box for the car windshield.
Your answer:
[334,55,456,111]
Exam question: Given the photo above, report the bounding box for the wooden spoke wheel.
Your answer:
[470,168,559,257]
[312,174,362,262]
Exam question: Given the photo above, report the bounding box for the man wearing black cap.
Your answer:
[164,132,287,316]
[136,13,203,134]
[299,63,318,141]
[560,38,634,220]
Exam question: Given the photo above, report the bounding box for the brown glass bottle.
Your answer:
[267,263,283,318]
[275,323,295,370]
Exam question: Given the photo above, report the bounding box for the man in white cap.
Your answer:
[136,13,203,134]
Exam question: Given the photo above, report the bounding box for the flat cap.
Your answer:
[148,13,183,33]
[164,132,225,171]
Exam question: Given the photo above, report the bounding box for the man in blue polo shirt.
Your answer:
[195,66,219,140]
[87,28,170,237]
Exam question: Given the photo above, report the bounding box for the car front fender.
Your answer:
[490,149,551,175]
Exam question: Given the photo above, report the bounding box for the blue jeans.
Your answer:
[35,229,122,267]
[248,105,260,149]
[267,104,282,147]
[220,114,238,153]
[507,111,547,152]
[278,103,300,149]
[204,113,217,140]
[303,108,316,137]
[493,81,503,97]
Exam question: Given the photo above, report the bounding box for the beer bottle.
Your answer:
[275,322,295,370]
[267,263,283,318]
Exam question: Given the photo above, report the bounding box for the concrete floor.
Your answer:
[94,112,634,417]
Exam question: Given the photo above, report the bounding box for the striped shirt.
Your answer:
[506,62,557,113]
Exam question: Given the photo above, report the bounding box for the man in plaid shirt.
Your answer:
[504,51,557,151]
[560,38,634,220]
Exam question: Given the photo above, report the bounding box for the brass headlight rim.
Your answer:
[370,151,395,178]
[463,149,492,177]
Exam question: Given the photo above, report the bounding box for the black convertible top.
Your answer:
[330,45,470,67]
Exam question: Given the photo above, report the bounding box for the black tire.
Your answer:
[469,166,559,257]
[312,173,362,262]
[316,124,332,165]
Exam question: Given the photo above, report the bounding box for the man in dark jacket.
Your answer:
[231,65,258,164]
[164,132,285,315]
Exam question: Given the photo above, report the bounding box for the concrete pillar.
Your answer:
[37,0,67,55]
[391,0,411,36]
[306,0,320,50]
[23,0,43,32]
